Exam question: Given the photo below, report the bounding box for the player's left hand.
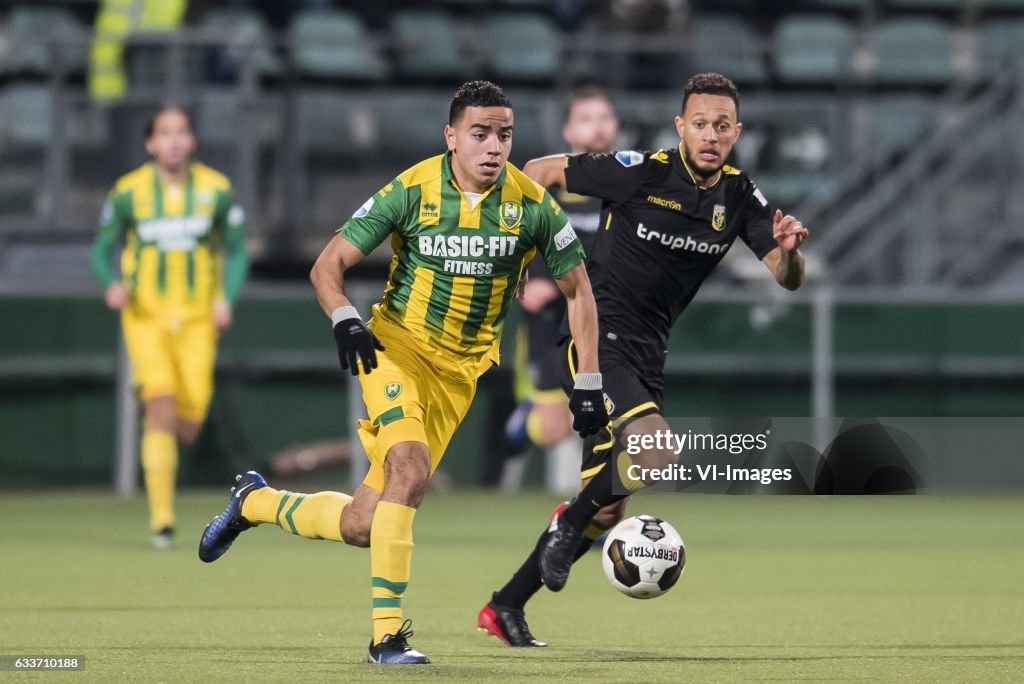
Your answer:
[213,299,233,333]
[772,209,809,253]
[569,373,608,438]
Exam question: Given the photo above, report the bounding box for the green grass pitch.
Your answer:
[2,490,1022,682]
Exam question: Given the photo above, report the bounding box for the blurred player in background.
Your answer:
[198,81,608,665]
[504,85,620,491]
[90,106,249,548]
[481,73,809,647]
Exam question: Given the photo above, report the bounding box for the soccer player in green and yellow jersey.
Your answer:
[198,81,609,665]
[91,106,248,548]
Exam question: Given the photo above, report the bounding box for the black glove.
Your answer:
[568,373,608,438]
[332,308,385,376]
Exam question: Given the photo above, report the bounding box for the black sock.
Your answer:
[493,527,597,610]
[561,461,628,530]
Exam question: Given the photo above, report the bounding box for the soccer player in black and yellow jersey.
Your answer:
[91,106,248,549]
[198,81,608,665]
[482,73,810,646]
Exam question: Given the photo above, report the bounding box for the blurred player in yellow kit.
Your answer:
[90,106,249,548]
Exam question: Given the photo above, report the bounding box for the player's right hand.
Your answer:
[104,283,129,310]
[332,316,385,376]
[568,372,608,438]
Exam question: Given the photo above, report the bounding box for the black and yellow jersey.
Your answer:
[90,161,248,319]
[565,146,776,370]
[339,152,584,377]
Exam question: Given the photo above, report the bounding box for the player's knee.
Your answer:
[341,511,371,547]
[382,441,431,506]
[539,403,572,444]
[144,396,176,432]
[176,420,202,446]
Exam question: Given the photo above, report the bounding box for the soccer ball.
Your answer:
[602,515,686,599]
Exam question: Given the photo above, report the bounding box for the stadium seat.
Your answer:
[801,0,870,8]
[743,109,836,206]
[886,0,966,10]
[200,7,284,79]
[978,19,1024,75]
[296,88,373,157]
[859,95,935,155]
[774,15,855,84]
[0,6,88,76]
[392,9,469,82]
[289,9,388,81]
[374,92,449,160]
[0,84,111,150]
[690,14,767,85]
[486,13,560,83]
[0,85,52,147]
[197,89,245,147]
[978,0,1024,9]
[866,18,955,86]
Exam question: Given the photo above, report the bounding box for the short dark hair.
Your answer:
[566,84,615,116]
[682,73,740,116]
[449,80,513,125]
[145,106,194,139]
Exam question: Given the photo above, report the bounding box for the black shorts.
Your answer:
[561,335,664,479]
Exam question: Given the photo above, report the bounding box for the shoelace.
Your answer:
[507,611,532,638]
[384,619,415,648]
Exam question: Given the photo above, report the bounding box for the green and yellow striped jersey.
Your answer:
[340,152,584,375]
[90,161,248,320]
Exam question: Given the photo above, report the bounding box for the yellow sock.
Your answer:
[241,487,349,542]
[370,501,416,644]
[141,429,177,531]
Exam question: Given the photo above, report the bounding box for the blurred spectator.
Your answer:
[90,0,188,103]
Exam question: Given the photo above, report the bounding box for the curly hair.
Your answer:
[682,73,740,116]
[449,81,513,125]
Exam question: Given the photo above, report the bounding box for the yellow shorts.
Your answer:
[356,318,477,493]
[120,307,217,422]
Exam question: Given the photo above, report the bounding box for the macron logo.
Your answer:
[636,223,728,255]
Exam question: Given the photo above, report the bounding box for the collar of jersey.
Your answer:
[442,151,507,198]
[676,144,722,190]
[148,160,195,190]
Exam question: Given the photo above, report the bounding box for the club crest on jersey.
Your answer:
[615,150,644,167]
[603,393,615,416]
[385,382,402,401]
[712,204,726,231]
[499,201,523,233]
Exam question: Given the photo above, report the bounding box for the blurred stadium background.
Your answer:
[2,0,1024,493]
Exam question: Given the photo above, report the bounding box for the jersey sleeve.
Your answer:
[737,181,777,259]
[563,151,650,203]
[89,189,132,288]
[336,180,406,254]
[213,188,249,304]
[531,192,585,280]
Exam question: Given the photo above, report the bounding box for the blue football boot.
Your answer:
[198,470,267,563]
[367,620,430,664]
